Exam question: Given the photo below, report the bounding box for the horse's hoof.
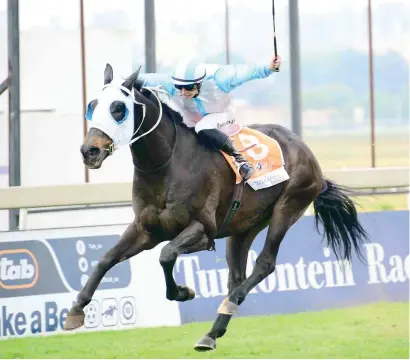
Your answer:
[63,308,85,330]
[194,336,216,352]
[176,285,196,302]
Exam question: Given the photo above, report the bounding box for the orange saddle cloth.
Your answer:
[220,126,290,190]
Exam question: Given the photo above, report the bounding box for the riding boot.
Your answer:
[197,128,255,181]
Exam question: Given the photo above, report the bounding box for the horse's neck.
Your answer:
[130,94,175,172]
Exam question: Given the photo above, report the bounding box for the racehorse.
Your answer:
[63,64,368,351]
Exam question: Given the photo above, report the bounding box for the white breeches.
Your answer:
[194,112,235,133]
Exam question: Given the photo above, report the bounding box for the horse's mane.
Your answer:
[134,83,189,130]
[160,100,188,129]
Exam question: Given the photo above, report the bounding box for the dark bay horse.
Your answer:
[64,64,368,351]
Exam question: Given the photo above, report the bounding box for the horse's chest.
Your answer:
[135,176,215,237]
[138,202,191,238]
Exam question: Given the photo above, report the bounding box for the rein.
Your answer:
[131,87,177,174]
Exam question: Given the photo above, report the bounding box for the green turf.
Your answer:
[353,193,409,212]
[305,132,409,169]
[1,302,408,359]
[306,132,409,212]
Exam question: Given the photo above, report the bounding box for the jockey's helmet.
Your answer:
[171,59,206,91]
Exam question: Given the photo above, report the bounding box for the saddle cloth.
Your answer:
[220,125,290,191]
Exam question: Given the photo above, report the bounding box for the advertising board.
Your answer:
[174,211,409,323]
[0,225,180,339]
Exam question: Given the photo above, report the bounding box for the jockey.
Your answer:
[138,55,282,181]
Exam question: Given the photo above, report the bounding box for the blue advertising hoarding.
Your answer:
[0,225,181,339]
[174,211,409,323]
[0,235,131,299]
[0,232,135,339]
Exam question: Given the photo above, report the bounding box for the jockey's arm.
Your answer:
[213,64,274,93]
[138,73,176,96]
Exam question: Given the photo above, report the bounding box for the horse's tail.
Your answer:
[313,179,369,262]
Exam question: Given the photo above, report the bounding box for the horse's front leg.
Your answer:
[64,222,158,330]
[159,220,211,302]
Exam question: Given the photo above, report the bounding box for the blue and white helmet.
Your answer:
[171,59,207,86]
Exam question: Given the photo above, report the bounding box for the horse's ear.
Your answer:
[123,65,141,91]
[104,63,114,85]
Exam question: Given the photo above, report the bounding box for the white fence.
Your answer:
[0,167,408,210]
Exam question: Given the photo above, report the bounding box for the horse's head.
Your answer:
[80,63,144,169]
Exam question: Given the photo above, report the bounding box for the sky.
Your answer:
[0,0,403,30]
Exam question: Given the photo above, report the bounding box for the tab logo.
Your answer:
[0,249,39,289]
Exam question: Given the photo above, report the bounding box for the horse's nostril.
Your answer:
[87,146,100,157]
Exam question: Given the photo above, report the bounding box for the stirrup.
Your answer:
[236,161,254,181]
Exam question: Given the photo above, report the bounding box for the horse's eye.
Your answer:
[110,101,127,123]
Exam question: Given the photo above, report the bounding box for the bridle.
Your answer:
[105,85,177,174]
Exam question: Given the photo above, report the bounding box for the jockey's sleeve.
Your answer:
[213,64,274,93]
[138,73,176,96]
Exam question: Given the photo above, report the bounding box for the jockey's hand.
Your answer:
[268,55,282,72]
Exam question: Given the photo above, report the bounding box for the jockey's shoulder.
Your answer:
[202,63,245,82]
[203,64,224,79]
[203,63,271,80]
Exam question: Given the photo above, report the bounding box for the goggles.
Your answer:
[174,83,198,91]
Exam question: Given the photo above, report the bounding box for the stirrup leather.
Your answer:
[232,156,254,181]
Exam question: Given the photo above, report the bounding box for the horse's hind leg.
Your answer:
[195,183,320,351]
[226,222,268,294]
[64,222,158,330]
[226,234,253,295]
[191,228,261,351]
